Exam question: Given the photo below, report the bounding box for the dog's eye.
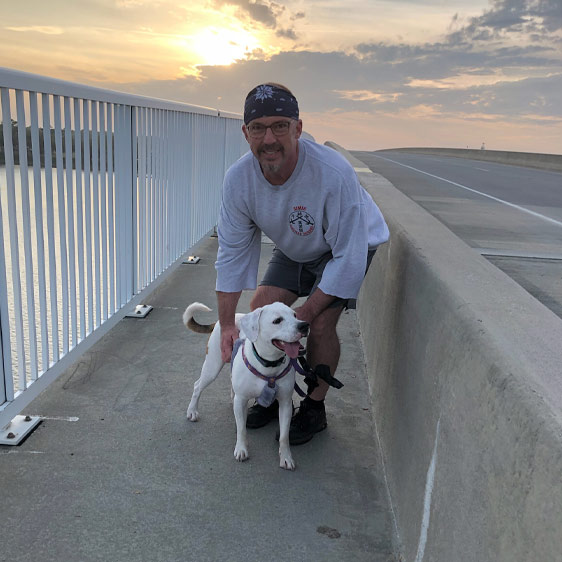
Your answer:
[273,317,283,324]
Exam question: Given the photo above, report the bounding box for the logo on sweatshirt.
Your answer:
[289,206,315,236]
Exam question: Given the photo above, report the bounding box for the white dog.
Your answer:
[183,302,309,470]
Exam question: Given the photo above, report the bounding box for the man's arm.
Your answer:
[294,288,336,324]
[217,290,242,362]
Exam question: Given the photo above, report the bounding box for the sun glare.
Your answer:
[189,27,258,67]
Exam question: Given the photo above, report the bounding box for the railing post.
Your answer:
[0,88,21,407]
[130,106,138,297]
[0,195,10,407]
[0,327,6,407]
[1,88,24,395]
[114,104,135,308]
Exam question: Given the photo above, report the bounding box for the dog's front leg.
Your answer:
[278,399,295,470]
[233,395,250,461]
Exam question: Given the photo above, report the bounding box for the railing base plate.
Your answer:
[0,415,42,446]
[126,304,153,318]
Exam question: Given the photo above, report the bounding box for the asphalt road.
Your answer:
[352,150,562,320]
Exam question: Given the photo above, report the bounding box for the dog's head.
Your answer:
[239,302,309,359]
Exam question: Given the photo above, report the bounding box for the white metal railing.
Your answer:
[0,68,246,428]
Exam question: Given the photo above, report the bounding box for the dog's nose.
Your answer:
[298,321,310,335]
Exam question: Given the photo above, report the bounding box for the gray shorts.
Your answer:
[260,248,376,310]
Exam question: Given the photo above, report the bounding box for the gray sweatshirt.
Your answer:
[215,139,389,300]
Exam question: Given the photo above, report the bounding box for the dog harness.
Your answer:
[231,338,345,408]
[241,343,293,407]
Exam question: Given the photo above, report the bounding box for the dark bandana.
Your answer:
[244,84,299,125]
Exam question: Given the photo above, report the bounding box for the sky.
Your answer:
[2,0,561,153]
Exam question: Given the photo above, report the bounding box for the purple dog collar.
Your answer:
[241,344,292,387]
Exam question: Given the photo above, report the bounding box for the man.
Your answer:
[215,83,389,445]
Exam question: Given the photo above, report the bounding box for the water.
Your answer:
[1,164,115,392]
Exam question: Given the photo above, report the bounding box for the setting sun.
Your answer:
[189,27,259,67]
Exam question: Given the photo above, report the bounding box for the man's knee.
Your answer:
[250,289,269,310]
[250,286,297,310]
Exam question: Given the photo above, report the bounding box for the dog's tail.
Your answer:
[183,302,216,334]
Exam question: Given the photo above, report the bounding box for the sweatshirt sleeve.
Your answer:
[318,199,370,299]
[215,175,261,293]
[315,159,388,300]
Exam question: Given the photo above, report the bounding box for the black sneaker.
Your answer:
[246,400,279,429]
[277,398,327,445]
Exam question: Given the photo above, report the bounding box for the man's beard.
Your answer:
[258,142,284,174]
[262,162,282,174]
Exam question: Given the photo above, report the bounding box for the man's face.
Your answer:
[243,116,303,184]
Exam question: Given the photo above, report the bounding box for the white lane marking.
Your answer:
[415,417,441,562]
[373,155,562,227]
[0,450,44,455]
[475,167,489,172]
[475,248,562,260]
[29,415,79,422]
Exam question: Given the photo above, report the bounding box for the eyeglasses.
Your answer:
[246,120,292,139]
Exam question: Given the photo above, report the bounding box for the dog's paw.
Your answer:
[280,455,296,471]
[234,444,249,462]
[186,408,199,422]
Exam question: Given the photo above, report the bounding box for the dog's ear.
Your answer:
[239,308,262,342]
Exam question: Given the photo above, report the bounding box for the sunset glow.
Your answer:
[1,0,560,152]
[188,27,260,68]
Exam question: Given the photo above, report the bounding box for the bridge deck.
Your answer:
[1,235,395,562]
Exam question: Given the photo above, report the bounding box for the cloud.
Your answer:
[97,0,562,132]
[449,0,562,42]
[212,0,280,28]
[353,0,562,94]
[116,0,147,7]
[5,25,64,35]
[244,0,278,27]
[117,43,561,127]
[211,0,305,37]
[276,27,297,40]
[334,90,402,103]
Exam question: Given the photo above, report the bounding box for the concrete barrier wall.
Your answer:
[376,147,562,172]
[326,142,562,561]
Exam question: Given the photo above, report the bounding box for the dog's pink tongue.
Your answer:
[280,341,301,359]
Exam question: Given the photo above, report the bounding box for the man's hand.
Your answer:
[295,288,336,323]
[293,304,315,324]
[220,324,240,363]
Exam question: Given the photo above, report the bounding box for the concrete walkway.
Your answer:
[1,235,395,562]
